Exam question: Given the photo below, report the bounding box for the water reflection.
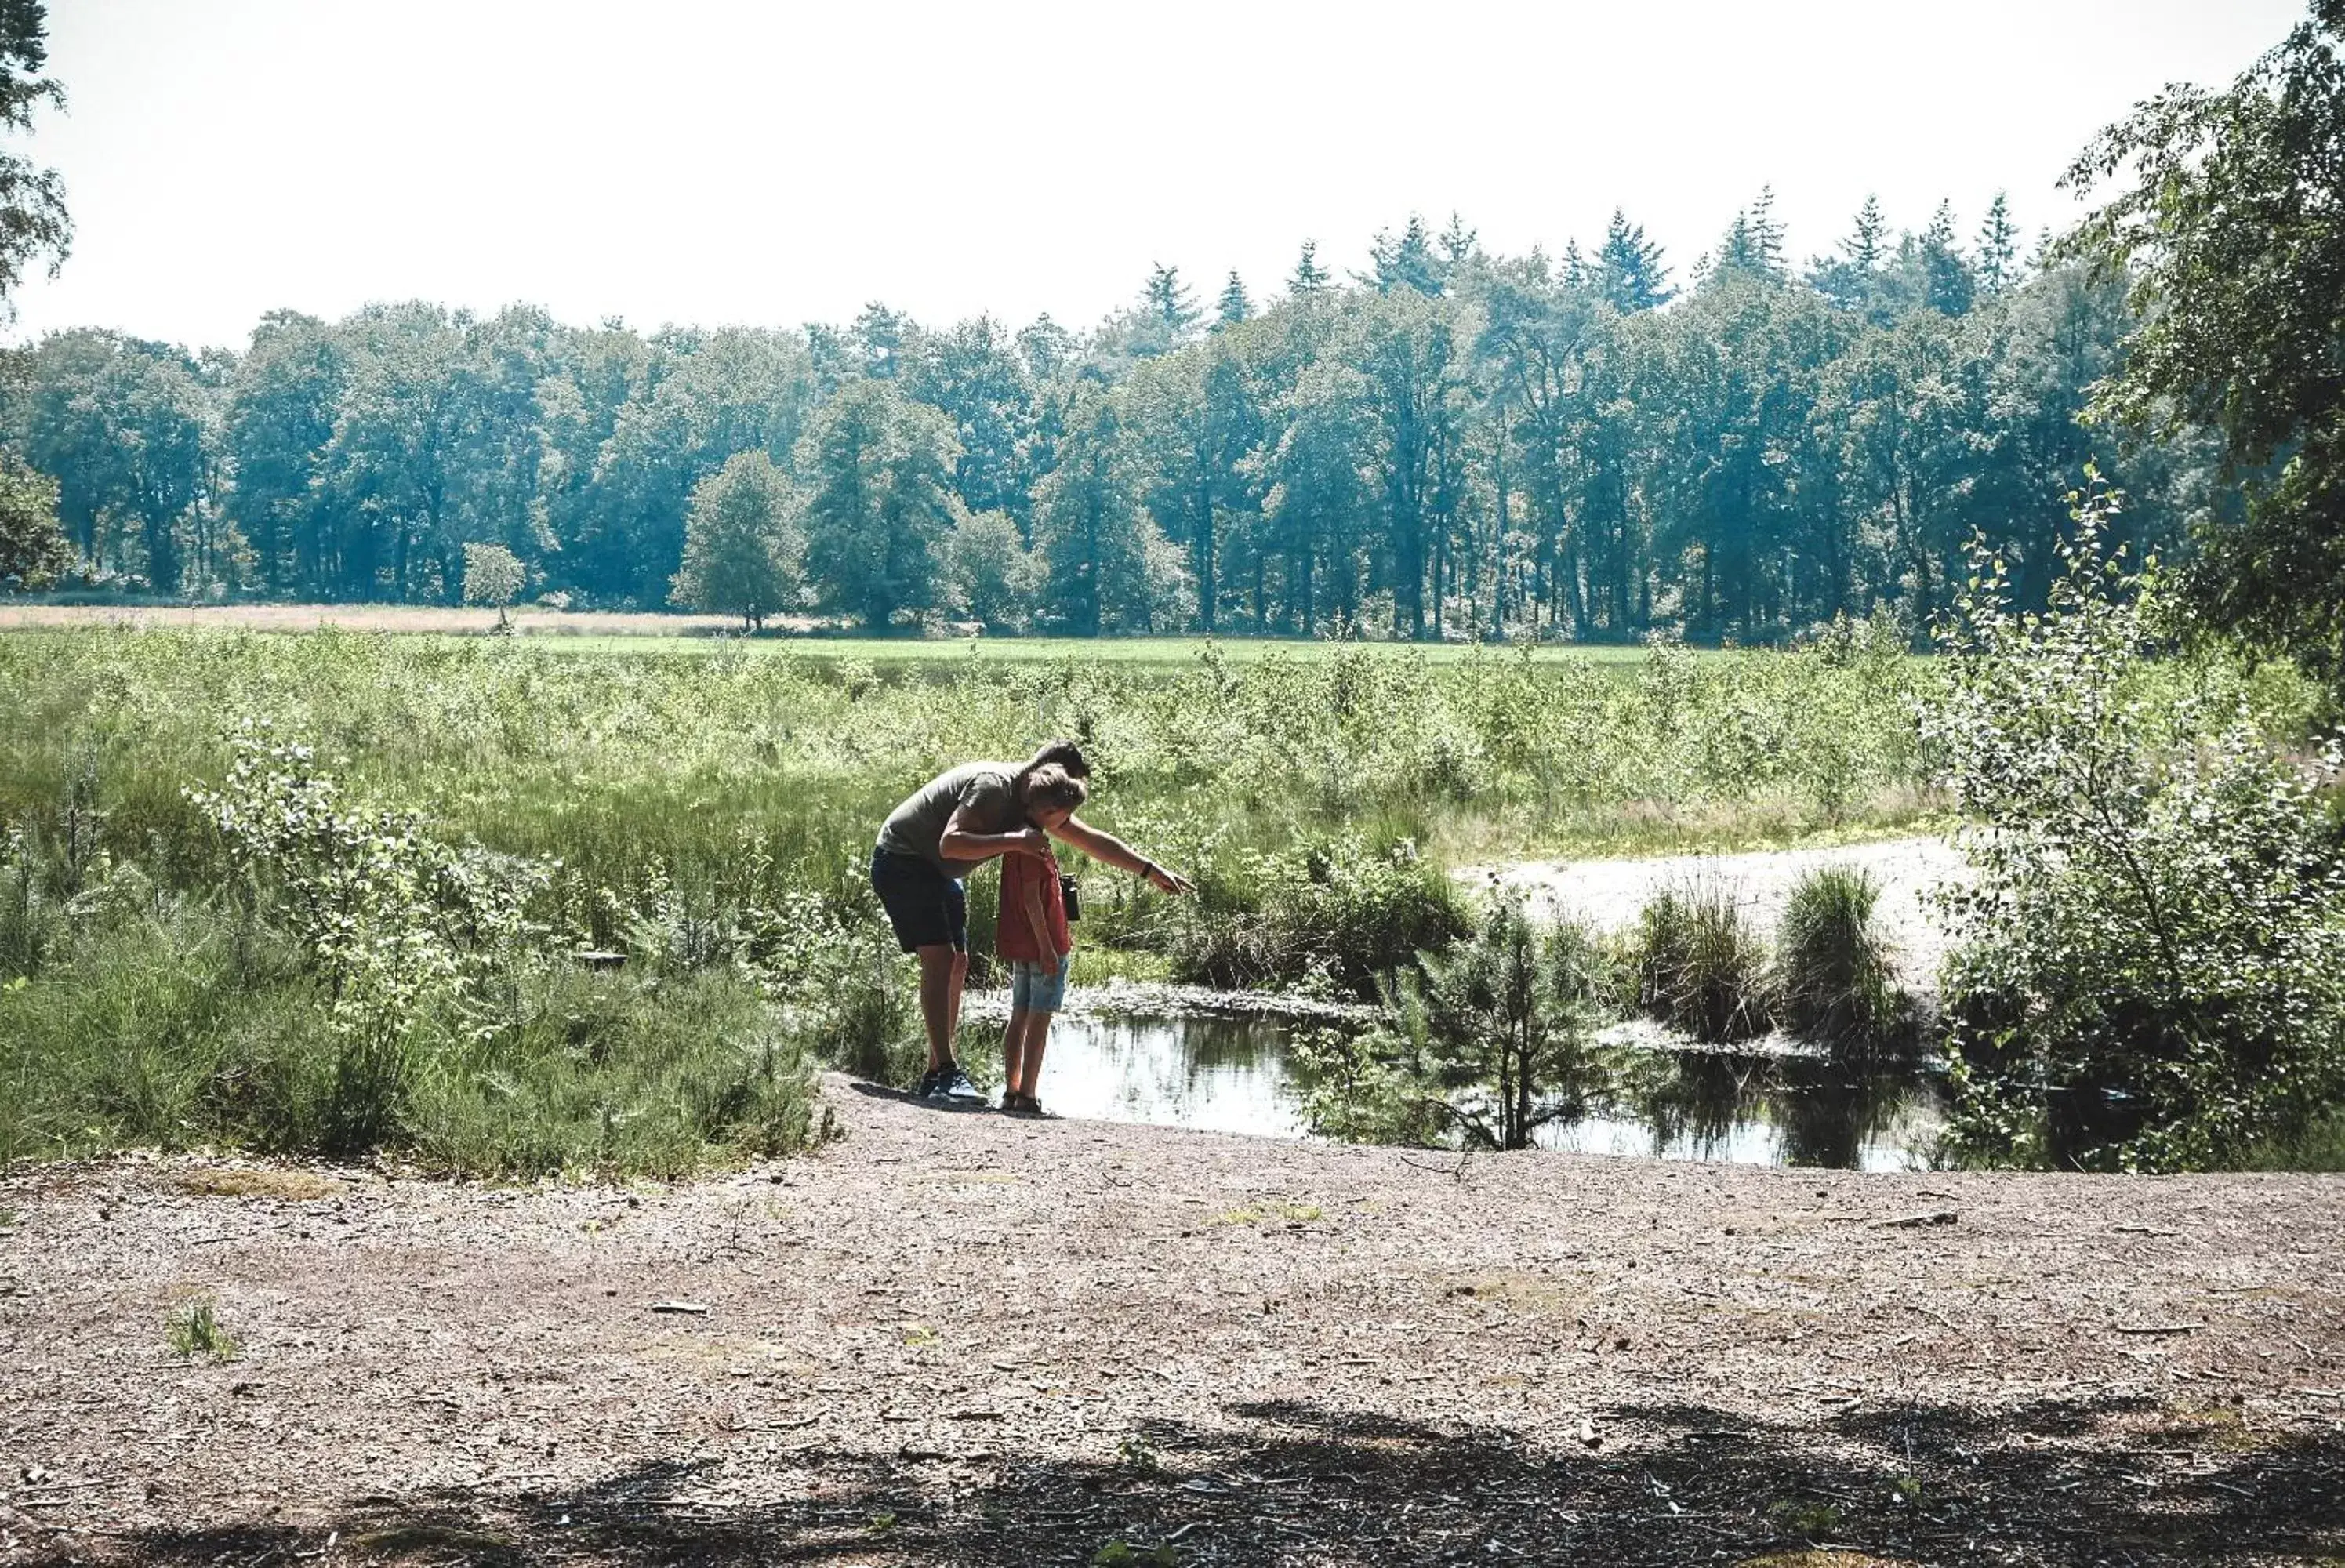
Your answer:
[1003,1014,1310,1139]
[964,1010,1945,1170]
[1539,1048,1946,1171]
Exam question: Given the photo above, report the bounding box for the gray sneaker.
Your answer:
[935,1063,985,1102]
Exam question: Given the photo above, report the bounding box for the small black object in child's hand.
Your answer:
[1060,873,1082,923]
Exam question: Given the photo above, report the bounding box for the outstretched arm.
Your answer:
[1048,815,1195,896]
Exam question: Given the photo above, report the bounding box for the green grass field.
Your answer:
[494,633,1683,666]
[0,600,1724,666]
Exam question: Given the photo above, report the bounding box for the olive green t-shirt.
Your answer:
[876,761,1022,873]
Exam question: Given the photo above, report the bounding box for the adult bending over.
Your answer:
[869,741,1194,1101]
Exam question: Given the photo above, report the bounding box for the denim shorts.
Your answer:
[1009,958,1068,1014]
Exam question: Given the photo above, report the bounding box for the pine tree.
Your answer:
[1976,192,2020,295]
[1844,195,1888,271]
[1562,238,1588,289]
[1747,185,1787,274]
[1439,212,1479,270]
[852,303,908,379]
[1370,215,1445,296]
[1919,199,1976,314]
[1595,210,1674,310]
[1809,195,1893,316]
[1715,188,1787,282]
[1289,239,1330,296]
[1923,200,1958,252]
[1215,270,1251,328]
[1144,263,1201,338]
[1716,212,1759,276]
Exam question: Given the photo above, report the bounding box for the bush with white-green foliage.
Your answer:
[459,541,527,623]
[1925,476,2345,1172]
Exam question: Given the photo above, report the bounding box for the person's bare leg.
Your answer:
[946,949,969,1062]
[1001,1005,1031,1098]
[916,945,957,1073]
[1024,1013,1054,1102]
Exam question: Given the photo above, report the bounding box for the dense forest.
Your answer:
[0,192,2222,643]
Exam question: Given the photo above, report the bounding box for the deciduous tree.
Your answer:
[0,1,69,315]
[669,448,803,631]
[0,448,69,587]
[797,379,959,630]
[2064,0,2345,679]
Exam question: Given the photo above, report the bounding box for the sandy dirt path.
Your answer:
[1462,837,1973,992]
[4,1076,2341,1567]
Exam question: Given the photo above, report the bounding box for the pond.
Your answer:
[971,1010,1947,1171]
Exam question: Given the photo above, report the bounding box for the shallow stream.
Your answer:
[967,1008,1947,1171]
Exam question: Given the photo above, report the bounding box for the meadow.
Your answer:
[0,621,1933,1174]
[4,604,2337,1178]
[0,600,1683,665]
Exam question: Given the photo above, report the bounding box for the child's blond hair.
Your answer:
[1022,762,1088,815]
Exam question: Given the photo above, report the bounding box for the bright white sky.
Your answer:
[3,0,2307,352]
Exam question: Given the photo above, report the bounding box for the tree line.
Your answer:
[0,192,2223,642]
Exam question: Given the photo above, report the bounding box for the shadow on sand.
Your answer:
[104,1391,2343,1565]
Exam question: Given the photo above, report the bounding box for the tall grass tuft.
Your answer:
[168,1294,238,1362]
[1630,880,1770,1044]
[1773,866,1910,1055]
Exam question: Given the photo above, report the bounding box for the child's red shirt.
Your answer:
[998,849,1069,961]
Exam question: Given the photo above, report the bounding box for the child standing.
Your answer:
[996,768,1083,1116]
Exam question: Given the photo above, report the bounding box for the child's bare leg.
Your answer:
[1022,1011,1054,1100]
[1013,1011,1049,1097]
[1002,1006,1033,1098]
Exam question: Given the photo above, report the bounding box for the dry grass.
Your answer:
[1440,1269,1580,1313]
[1736,1555,1917,1568]
[178,1167,348,1202]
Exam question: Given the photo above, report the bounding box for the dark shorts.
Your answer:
[870,847,967,953]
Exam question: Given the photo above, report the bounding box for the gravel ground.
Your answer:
[4,1076,2342,1566]
[1461,837,1974,993]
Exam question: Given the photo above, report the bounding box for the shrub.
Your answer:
[404,966,817,1180]
[1630,880,1770,1043]
[1161,831,1472,996]
[2243,1107,2345,1173]
[187,722,548,1153]
[1924,478,2345,1172]
[0,730,828,1178]
[738,883,917,1083]
[1290,1024,1454,1148]
[1298,902,1608,1150]
[1773,866,1910,1054]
